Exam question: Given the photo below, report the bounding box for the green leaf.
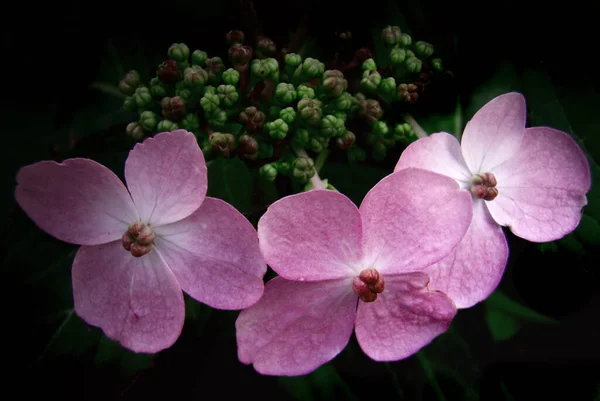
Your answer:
[483,290,558,342]
[278,364,359,401]
[320,162,390,205]
[207,156,253,214]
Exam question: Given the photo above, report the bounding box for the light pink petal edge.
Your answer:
[125,129,207,227]
[15,158,138,245]
[235,276,357,376]
[153,197,266,310]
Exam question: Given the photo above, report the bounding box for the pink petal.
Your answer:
[257,190,362,281]
[486,127,591,242]
[125,130,207,227]
[235,276,357,376]
[15,159,138,245]
[395,132,472,187]
[153,197,266,310]
[461,92,527,174]
[423,200,508,308]
[72,241,185,353]
[355,272,456,361]
[359,168,473,275]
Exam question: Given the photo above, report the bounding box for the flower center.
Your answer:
[470,172,498,201]
[352,268,385,302]
[122,221,155,257]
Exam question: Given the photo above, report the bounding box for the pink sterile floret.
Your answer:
[395,92,591,309]
[15,129,266,353]
[235,168,474,376]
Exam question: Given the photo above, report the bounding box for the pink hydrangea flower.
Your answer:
[395,92,591,308]
[235,168,473,376]
[15,130,266,353]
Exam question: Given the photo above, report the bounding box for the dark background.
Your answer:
[2,0,599,399]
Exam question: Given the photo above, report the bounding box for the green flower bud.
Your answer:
[157,119,179,132]
[380,77,397,97]
[277,161,292,176]
[192,50,208,66]
[394,122,417,143]
[251,59,270,79]
[210,132,236,157]
[335,92,353,111]
[297,98,322,126]
[297,84,315,99]
[373,121,389,137]
[431,58,443,72]
[200,92,220,114]
[405,57,423,73]
[275,82,297,105]
[309,137,325,153]
[264,58,280,76]
[292,157,315,184]
[184,65,208,87]
[405,49,416,59]
[139,110,158,131]
[301,57,325,79]
[322,70,348,97]
[207,109,227,127]
[222,68,240,86]
[279,107,296,124]
[177,61,190,72]
[203,86,217,95]
[123,96,136,112]
[217,84,239,107]
[149,77,167,98]
[133,87,153,109]
[258,142,274,159]
[182,113,200,132]
[390,48,406,66]
[336,130,355,149]
[175,81,193,101]
[161,96,186,121]
[285,53,302,69]
[361,70,382,90]
[168,43,190,62]
[372,141,387,161]
[239,106,266,131]
[347,146,366,163]
[259,163,278,181]
[415,41,434,58]
[126,122,145,140]
[119,70,141,95]
[381,25,402,45]
[266,118,289,139]
[320,115,346,138]
[334,111,347,121]
[398,33,412,47]
[292,128,310,148]
[362,58,377,71]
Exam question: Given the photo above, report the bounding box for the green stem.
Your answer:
[314,149,329,174]
[294,147,325,190]
[403,113,428,138]
[454,97,463,141]
[417,351,447,401]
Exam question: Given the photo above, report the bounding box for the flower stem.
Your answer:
[403,113,428,138]
[454,97,463,141]
[314,149,329,174]
[294,147,325,190]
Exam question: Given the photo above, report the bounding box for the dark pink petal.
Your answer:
[15,159,138,245]
[355,272,456,361]
[72,241,185,353]
[423,200,508,308]
[395,132,472,187]
[258,190,363,281]
[236,276,357,376]
[153,197,266,310]
[125,130,207,227]
[360,168,473,275]
[486,127,591,242]
[461,92,526,174]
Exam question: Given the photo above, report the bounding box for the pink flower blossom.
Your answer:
[15,130,266,353]
[395,92,591,308]
[235,168,473,376]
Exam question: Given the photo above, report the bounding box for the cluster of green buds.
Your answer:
[359,25,444,105]
[119,26,441,175]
